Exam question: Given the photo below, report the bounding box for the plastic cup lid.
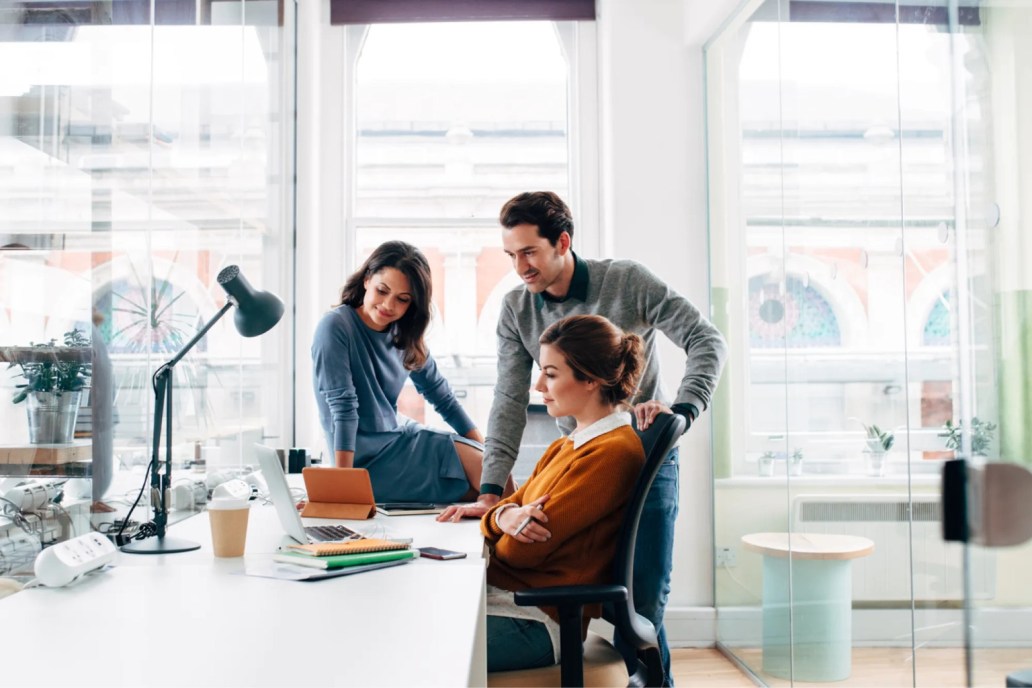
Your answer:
[207,497,250,510]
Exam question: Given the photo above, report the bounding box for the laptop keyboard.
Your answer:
[305,524,362,542]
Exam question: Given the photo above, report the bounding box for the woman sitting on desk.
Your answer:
[312,240,485,503]
[481,314,646,672]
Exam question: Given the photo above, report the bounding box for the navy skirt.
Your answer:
[350,421,479,503]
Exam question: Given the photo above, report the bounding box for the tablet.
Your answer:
[375,502,448,516]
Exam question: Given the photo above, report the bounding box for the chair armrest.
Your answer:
[514,584,627,608]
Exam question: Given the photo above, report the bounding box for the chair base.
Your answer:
[488,633,629,687]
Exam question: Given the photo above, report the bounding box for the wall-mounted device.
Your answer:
[34,532,117,587]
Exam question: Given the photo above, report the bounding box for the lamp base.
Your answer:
[121,535,200,555]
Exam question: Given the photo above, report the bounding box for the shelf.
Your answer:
[0,346,92,364]
[0,463,92,478]
[0,442,92,465]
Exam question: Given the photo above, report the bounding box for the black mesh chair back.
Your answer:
[606,412,685,686]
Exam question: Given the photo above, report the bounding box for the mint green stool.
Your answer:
[742,533,874,682]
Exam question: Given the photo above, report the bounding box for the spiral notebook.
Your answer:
[285,537,409,557]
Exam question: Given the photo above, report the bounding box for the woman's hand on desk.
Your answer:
[498,496,551,544]
[437,492,499,522]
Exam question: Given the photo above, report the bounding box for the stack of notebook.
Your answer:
[273,538,417,570]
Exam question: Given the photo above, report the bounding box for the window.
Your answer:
[344,20,596,433]
[0,6,293,488]
[708,17,992,476]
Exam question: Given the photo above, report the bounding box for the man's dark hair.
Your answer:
[499,191,574,246]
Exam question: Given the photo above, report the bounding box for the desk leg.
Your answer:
[468,574,487,686]
[761,557,853,682]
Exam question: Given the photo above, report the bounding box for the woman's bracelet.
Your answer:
[493,503,518,530]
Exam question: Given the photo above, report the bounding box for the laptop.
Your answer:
[255,444,363,544]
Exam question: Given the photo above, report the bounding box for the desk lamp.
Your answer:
[121,266,284,554]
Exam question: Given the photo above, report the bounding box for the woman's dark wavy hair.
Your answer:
[335,241,432,370]
[538,314,644,407]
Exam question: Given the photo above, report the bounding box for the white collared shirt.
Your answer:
[566,410,632,449]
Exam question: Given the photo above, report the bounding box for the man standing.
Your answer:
[439,191,727,681]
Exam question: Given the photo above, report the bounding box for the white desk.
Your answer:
[0,505,488,687]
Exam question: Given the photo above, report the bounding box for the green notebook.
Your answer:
[273,548,417,570]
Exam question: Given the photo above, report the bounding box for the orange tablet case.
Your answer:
[300,467,377,520]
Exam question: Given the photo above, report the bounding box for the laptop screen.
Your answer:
[254,444,309,544]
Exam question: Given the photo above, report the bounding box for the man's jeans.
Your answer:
[615,446,679,684]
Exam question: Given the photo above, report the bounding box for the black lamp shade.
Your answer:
[217,265,285,337]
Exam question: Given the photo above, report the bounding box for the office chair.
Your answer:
[488,412,686,688]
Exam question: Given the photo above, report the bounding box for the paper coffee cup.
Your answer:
[208,497,250,557]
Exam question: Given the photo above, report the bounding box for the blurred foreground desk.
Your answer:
[0,504,487,687]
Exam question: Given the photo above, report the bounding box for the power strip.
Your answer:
[34,533,117,587]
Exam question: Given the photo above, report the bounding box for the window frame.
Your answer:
[293,16,600,450]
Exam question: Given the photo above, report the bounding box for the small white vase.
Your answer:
[864,450,887,477]
[758,455,774,477]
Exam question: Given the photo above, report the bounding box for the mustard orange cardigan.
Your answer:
[481,425,646,623]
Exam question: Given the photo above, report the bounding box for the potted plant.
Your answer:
[940,418,997,458]
[7,328,92,444]
[790,448,804,476]
[758,450,775,477]
[860,422,894,477]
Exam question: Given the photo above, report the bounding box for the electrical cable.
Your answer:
[133,522,158,540]
[0,496,34,536]
[115,457,156,545]
[47,501,76,538]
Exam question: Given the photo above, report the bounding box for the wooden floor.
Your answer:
[670,649,755,686]
[676,647,1032,684]
[680,647,1032,687]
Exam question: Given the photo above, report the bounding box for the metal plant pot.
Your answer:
[25,391,83,444]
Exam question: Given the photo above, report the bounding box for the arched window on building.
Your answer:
[922,292,951,347]
[748,274,842,348]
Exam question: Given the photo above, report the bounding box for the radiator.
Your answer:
[791,494,995,602]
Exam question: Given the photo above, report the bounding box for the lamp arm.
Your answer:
[148,367,168,537]
[167,301,234,368]
[148,301,232,540]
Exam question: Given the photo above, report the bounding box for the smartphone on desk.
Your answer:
[418,547,467,560]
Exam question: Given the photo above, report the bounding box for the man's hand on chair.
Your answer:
[437,493,500,522]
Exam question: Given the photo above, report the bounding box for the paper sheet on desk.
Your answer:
[242,558,410,581]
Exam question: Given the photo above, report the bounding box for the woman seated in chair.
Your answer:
[311,240,488,503]
[481,314,646,672]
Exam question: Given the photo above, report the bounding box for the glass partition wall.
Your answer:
[0,1,293,572]
[707,0,1031,684]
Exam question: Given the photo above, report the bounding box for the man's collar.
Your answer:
[534,251,589,308]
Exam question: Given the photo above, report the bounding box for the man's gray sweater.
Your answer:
[481,255,728,493]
